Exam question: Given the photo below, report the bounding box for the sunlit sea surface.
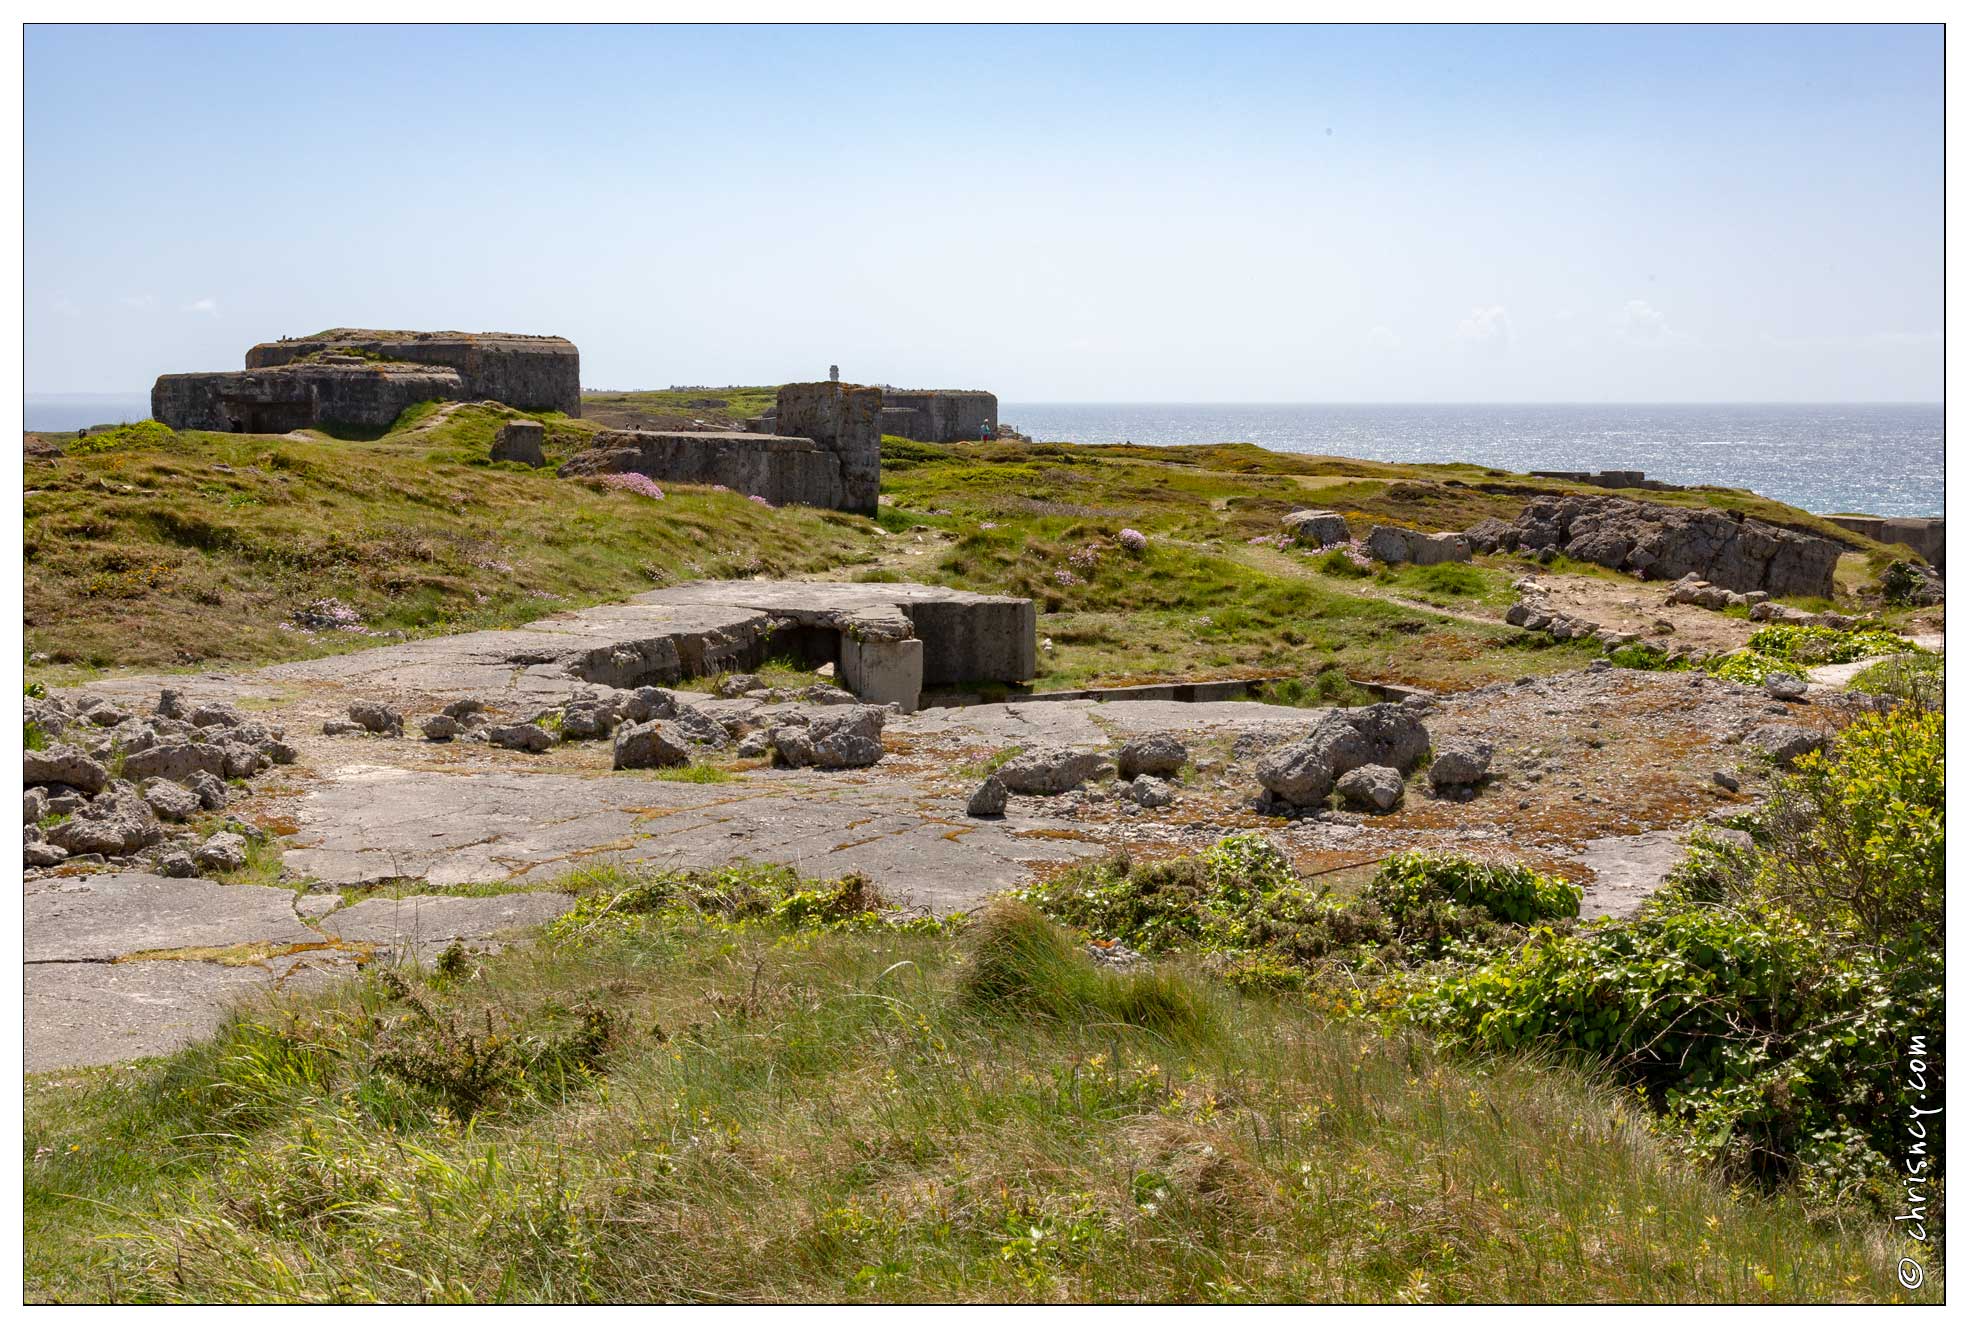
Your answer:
[1000,402,1944,517]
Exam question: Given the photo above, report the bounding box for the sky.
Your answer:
[23,23,1943,402]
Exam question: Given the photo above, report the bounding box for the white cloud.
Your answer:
[1365,324,1400,350]
[1456,305,1513,352]
[184,297,220,316]
[118,294,156,310]
[1615,298,1684,346]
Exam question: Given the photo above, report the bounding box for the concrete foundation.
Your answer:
[559,430,845,508]
[839,636,926,710]
[1824,514,1945,569]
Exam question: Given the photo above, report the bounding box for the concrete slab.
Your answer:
[26,960,278,1073]
[25,873,317,963]
[316,891,576,949]
[1570,829,1690,919]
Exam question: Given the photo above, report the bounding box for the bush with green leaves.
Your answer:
[1367,850,1581,926]
[1846,653,1943,710]
[1705,624,1927,685]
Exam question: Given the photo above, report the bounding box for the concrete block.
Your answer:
[491,420,546,466]
[840,635,923,712]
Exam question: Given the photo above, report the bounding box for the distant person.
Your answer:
[981,422,993,441]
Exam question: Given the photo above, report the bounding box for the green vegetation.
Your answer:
[1847,653,1944,708]
[25,860,1927,1303]
[1701,624,1927,686]
[23,412,875,678]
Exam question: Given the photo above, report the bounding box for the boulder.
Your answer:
[1123,775,1176,809]
[1335,763,1404,813]
[185,771,228,810]
[996,746,1109,795]
[47,791,164,858]
[193,831,250,873]
[24,745,108,794]
[24,786,48,825]
[155,846,198,878]
[1116,733,1187,780]
[1494,494,1840,597]
[716,674,764,699]
[771,706,887,769]
[142,779,202,823]
[1255,704,1431,808]
[559,696,620,740]
[613,720,692,770]
[25,841,68,868]
[347,700,403,737]
[668,704,730,749]
[1764,672,1808,702]
[441,697,488,720]
[154,688,190,720]
[1428,739,1495,788]
[1744,723,1827,768]
[1409,532,1473,566]
[187,702,245,730]
[488,723,555,753]
[421,713,462,741]
[966,775,1008,818]
[1364,525,1416,564]
[491,419,547,466]
[1281,509,1352,545]
[619,687,680,724]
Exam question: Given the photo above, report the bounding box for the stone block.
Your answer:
[560,430,844,509]
[839,635,924,711]
[491,420,547,466]
[1281,509,1351,545]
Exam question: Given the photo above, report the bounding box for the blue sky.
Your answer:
[24,23,1942,401]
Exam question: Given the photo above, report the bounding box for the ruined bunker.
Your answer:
[151,329,581,433]
[272,580,1036,714]
[563,380,884,515]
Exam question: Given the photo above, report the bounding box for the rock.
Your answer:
[1116,733,1187,780]
[1463,517,1513,554]
[24,841,67,868]
[1281,509,1351,545]
[771,706,887,769]
[1409,532,1474,565]
[488,723,555,753]
[1495,494,1841,597]
[142,780,202,823]
[1335,763,1405,813]
[1504,601,1533,627]
[966,775,1008,818]
[1744,723,1827,768]
[613,720,693,770]
[1711,770,1740,792]
[220,741,267,778]
[266,738,300,765]
[716,674,764,699]
[559,697,620,740]
[48,791,164,858]
[619,687,679,724]
[799,683,858,706]
[43,787,88,816]
[1764,672,1808,701]
[155,847,198,878]
[1364,525,1416,564]
[1123,775,1176,809]
[668,704,731,749]
[421,714,462,741]
[193,831,250,873]
[322,719,367,736]
[187,702,244,730]
[24,786,48,825]
[24,746,108,794]
[1256,704,1430,808]
[84,702,132,728]
[1428,739,1495,788]
[490,419,547,466]
[995,746,1108,795]
[347,700,403,737]
[185,771,228,811]
[154,688,189,720]
[441,697,488,720]
[736,731,770,758]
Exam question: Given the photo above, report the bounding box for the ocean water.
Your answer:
[24,394,153,433]
[999,402,1945,518]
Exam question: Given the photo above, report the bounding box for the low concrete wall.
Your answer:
[1825,514,1945,569]
[880,389,997,443]
[559,430,846,509]
[247,330,582,416]
[152,364,465,432]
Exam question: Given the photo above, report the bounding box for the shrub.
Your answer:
[1366,851,1580,927]
[1846,654,1943,710]
[1315,547,1372,578]
[65,419,177,456]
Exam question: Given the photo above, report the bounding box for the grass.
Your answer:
[23,410,877,680]
[22,865,1926,1304]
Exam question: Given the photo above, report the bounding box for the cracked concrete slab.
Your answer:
[25,873,319,963]
[26,960,286,1074]
[282,765,1104,911]
[316,891,576,953]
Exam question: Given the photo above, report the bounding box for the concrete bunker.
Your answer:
[544,580,1036,713]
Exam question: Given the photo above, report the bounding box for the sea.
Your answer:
[1000,402,1945,519]
[24,396,1944,518]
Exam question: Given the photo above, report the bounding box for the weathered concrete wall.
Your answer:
[774,382,883,514]
[880,389,997,443]
[1825,514,1945,570]
[880,406,926,439]
[559,430,845,508]
[246,330,581,417]
[151,364,465,433]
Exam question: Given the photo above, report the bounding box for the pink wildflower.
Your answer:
[1117,528,1148,552]
[597,472,666,501]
